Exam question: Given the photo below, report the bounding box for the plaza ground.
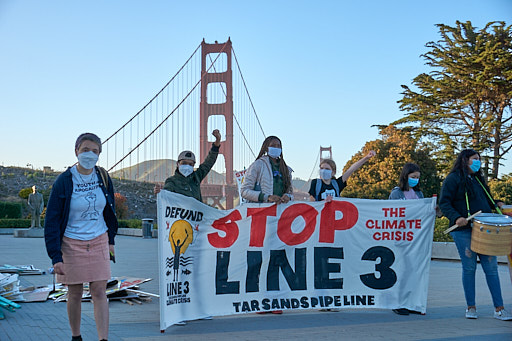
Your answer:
[1,235,511,341]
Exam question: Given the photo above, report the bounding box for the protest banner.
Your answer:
[157,191,436,330]
[234,169,247,204]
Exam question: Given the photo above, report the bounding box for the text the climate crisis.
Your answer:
[207,202,423,248]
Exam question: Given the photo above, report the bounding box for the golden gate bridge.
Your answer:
[100,39,266,209]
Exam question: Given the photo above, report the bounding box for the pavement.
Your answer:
[0,234,511,341]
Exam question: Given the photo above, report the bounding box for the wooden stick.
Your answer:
[122,298,134,305]
[125,288,160,298]
[444,210,482,234]
[130,298,143,305]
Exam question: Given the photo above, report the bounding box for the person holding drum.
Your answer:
[439,149,512,321]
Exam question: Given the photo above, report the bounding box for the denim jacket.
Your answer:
[44,166,118,265]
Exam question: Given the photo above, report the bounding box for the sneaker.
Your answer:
[465,307,478,319]
[494,309,512,321]
[175,320,187,326]
[393,308,410,315]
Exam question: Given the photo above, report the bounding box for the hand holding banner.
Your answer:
[158,192,436,330]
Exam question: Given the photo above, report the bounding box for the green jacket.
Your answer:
[163,144,219,202]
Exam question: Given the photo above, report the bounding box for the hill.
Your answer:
[0,164,312,220]
[0,166,156,219]
[110,159,225,184]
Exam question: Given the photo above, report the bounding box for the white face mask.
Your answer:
[267,147,282,158]
[179,165,194,177]
[77,151,99,170]
[319,169,332,180]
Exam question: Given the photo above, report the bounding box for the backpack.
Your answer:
[315,178,340,201]
[97,166,109,188]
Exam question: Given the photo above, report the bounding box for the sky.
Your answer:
[1,0,512,180]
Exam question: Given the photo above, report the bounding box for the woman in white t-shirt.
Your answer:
[45,133,118,341]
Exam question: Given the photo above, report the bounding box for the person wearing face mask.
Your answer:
[388,162,424,316]
[155,130,221,204]
[308,151,376,203]
[44,133,118,341]
[241,136,294,206]
[241,135,293,314]
[389,163,424,201]
[307,151,374,313]
[154,130,221,326]
[439,149,511,321]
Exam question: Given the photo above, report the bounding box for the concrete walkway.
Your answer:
[0,235,511,341]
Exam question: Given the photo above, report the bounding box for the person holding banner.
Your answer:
[44,133,118,341]
[389,163,423,201]
[307,150,376,312]
[241,136,293,314]
[154,130,221,325]
[241,135,293,205]
[439,149,511,321]
[308,150,376,202]
[388,162,424,316]
[154,129,221,202]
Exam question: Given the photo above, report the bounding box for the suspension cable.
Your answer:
[232,47,265,138]
[102,43,202,145]
[300,149,321,192]
[207,53,258,159]
[108,42,230,171]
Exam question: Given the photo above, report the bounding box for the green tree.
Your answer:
[342,125,440,199]
[488,173,512,204]
[395,21,512,178]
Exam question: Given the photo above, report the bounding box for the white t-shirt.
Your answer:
[64,166,108,241]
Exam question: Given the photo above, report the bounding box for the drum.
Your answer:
[471,213,512,256]
[502,205,512,217]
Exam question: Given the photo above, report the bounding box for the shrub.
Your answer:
[118,219,142,229]
[433,217,453,242]
[19,187,33,199]
[0,201,22,218]
[114,193,129,219]
[0,219,39,228]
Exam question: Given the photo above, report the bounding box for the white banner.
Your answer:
[157,191,436,330]
[234,169,247,204]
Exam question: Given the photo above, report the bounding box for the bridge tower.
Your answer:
[320,146,332,163]
[200,38,236,209]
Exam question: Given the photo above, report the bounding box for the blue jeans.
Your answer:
[451,229,503,307]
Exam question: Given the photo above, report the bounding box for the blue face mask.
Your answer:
[267,147,282,159]
[179,165,194,177]
[319,169,332,180]
[77,151,99,170]
[469,159,481,173]
[408,177,419,188]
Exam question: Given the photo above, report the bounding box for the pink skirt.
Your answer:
[57,233,111,285]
